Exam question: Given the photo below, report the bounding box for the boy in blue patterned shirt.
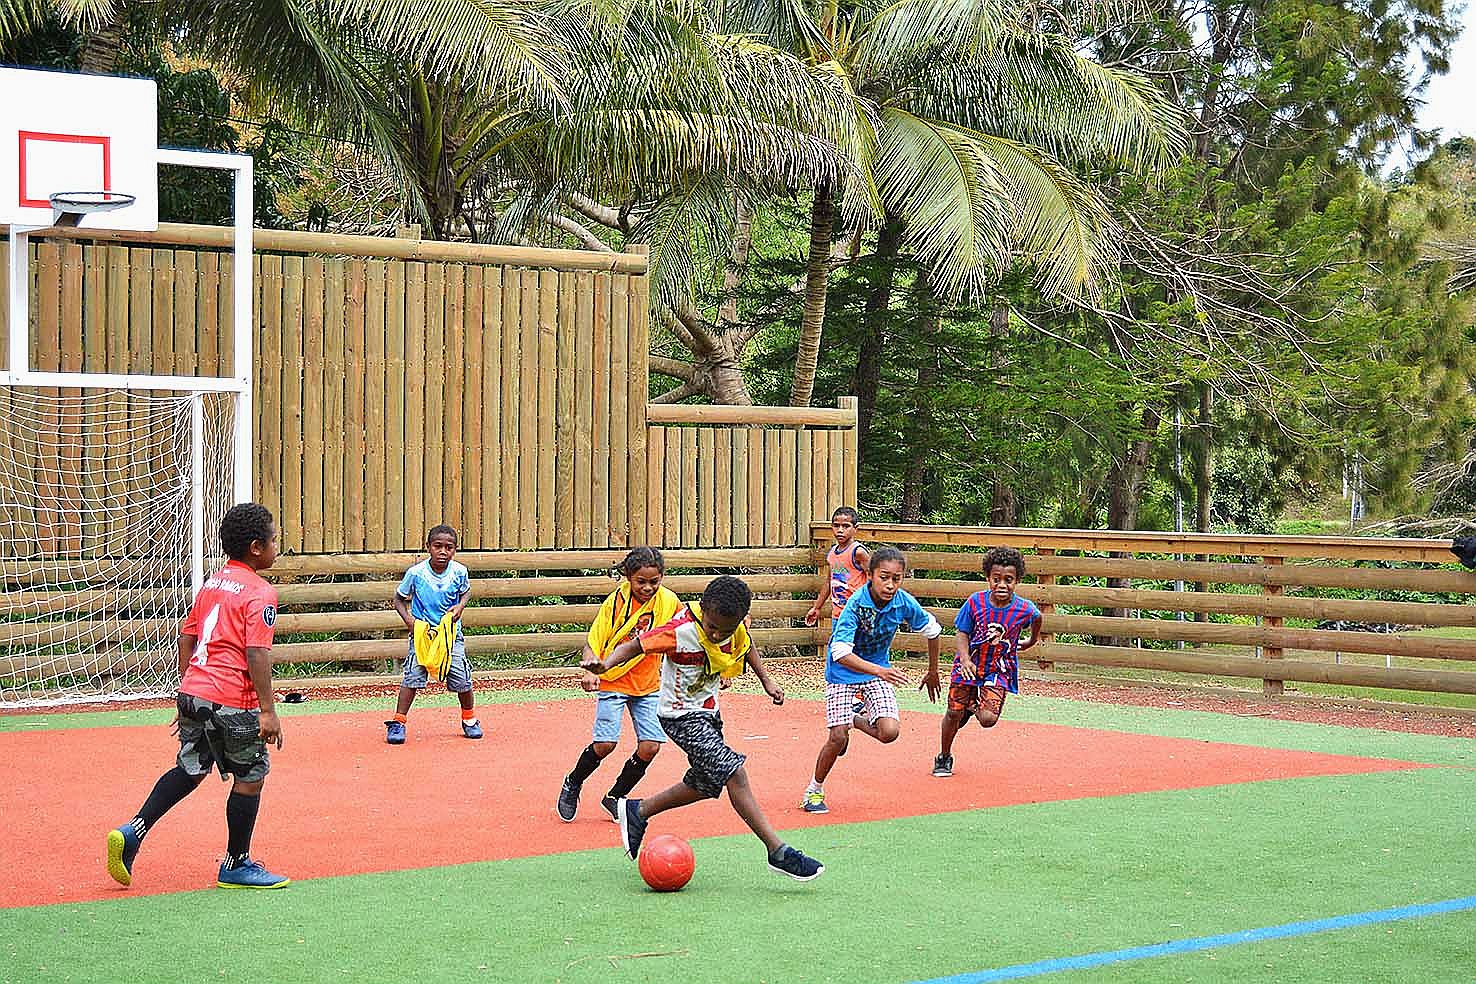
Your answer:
[384,524,480,744]
[802,546,942,814]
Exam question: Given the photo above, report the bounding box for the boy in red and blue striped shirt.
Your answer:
[933,546,1041,778]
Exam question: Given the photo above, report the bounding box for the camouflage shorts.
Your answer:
[175,693,270,782]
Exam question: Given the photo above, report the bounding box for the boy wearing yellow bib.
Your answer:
[557,548,682,823]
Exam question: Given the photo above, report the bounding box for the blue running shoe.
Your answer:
[768,845,824,881]
[106,824,141,887]
[461,719,483,740]
[217,858,291,889]
[801,789,829,814]
[616,798,647,860]
[385,720,406,744]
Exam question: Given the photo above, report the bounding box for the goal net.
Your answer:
[0,386,238,705]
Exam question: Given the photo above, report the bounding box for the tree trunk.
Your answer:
[717,197,753,329]
[1099,406,1161,645]
[986,298,1018,522]
[704,355,754,405]
[79,20,123,75]
[897,311,939,521]
[855,214,903,465]
[1194,384,1212,621]
[991,479,1018,525]
[789,180,834,406]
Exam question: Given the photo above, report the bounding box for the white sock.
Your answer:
[806,778,823,793]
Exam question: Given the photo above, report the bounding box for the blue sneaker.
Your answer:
[385,720,406,744]
[106,824,141,886]
[461,719,483,740]
[768,845,824,881]
[801,789,829,814]
[217,858,291,889]
[616,798,647,860]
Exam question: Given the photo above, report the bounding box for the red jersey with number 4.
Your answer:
[178,560,278,709]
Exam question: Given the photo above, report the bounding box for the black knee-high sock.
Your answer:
[605,752,652,799]
[225,790,261,866]
[132,767,203,838]
[567,744,604,786]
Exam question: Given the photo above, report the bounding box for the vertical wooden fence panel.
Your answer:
[554,272,576,549]
[625,270,648,546]
[422,263,445,534]
[460,265,482,547]
[498,270,521,547]
[609,274,629,545]
[322,259,346,553]
[518,270,540,549]
[403,262,427,548]
[363,259,387,551]
[279,255,305,551]
[591,274,611,546]
[480,268,502,548]
[536,270,558,547]
[572,272,595,548]
[383,260,407,550]
[344,260,366,552]
[442,264,465,540]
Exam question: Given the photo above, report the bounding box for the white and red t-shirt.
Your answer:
[178,560,278,709]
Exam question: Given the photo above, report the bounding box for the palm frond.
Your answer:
[876,107,1116,299]
[628,176,735,307]
[855,0,1012,81]
[905,30,1187,171]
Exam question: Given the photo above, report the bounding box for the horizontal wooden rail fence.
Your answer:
[815,523,1476,698]
[0,548,828,684]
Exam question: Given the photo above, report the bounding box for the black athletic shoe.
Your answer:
[556,777,581,822]
[932,752,954,777]
[601,795,618,823]
[616,798,647,860]
[768,846,824,881]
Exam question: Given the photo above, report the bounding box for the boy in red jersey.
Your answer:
[106,503,290,890]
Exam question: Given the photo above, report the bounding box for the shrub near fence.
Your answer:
[819,524,1476,698]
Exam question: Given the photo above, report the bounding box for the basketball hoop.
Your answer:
[48,190,137,227]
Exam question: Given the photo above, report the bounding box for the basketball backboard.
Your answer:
[0,67,157,231]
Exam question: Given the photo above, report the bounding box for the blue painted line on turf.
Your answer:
[915,895,1476,983]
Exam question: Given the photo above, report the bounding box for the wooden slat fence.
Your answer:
[819,523,1476,697]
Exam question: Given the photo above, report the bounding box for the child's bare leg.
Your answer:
[458,689,475,711]
[851,715,900,744]
[395,686,416,716]
[939,709,970,756]
[812,725,850,784]
[724,767,783,854]
[636,781,707,819]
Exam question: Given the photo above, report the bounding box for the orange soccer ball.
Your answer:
[638,834,695,892]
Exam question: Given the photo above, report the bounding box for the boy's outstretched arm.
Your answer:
[246,645,282,749]
[920,633,942,701]
[582,638,642,675]
[747,648,784,705]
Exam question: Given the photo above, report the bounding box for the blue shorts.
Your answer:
[592,692,665,744]
[401,635,472,693]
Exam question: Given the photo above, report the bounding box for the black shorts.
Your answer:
[175,693,270,782]
[659,713,745,799]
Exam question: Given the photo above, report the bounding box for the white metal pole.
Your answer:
[5,227,32,383]
[231,157,254,505]
[190,393,206,596]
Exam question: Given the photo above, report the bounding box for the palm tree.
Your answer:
[729,0,1187,404]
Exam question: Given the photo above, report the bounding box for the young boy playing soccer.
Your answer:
[582,575,825,881]
[805,506,870,627]
[933,546,1042,778]
[557,547,682,822]
[802,546,943,814]
[106,502,290,890]
[385,524,480,743]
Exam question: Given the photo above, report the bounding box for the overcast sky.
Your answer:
[1399,6,1475,165]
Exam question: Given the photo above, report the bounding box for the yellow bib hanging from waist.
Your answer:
[414,612,456,683]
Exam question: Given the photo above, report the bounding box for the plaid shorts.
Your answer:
[175,693,270,782]
[948,682,1007,720]
[824,679,900,729]
[660,713,745,799]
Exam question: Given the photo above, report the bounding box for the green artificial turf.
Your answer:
[4,767,1472,984]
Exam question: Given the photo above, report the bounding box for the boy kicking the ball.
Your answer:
[582,575,825,881]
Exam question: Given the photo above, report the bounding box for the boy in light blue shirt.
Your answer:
[384,524,479,744]
[802,546,942,814]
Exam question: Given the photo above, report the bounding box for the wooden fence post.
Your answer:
[1262,555,1284,696]
[1035,547,1055,671]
